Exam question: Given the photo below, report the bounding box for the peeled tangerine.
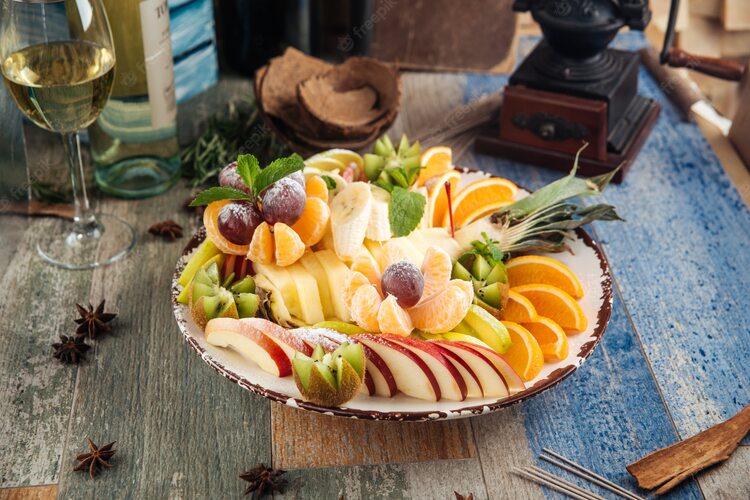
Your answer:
[409,279,473,333]
[293,343,366,407]
[247,221,305,267]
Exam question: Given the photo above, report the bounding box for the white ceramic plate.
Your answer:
[172,175,613,421]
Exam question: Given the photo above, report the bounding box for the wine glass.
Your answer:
[0,0,136,269]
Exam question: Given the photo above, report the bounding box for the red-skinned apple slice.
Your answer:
[242,318,313,358]
[432,343,483,399]
[383,335,467,401]
[205,318,291,377]
[355,334,441,401]
[317,329,390,397]
[431,340,509,398]
[457,342,526,395]
[291,327,343,352]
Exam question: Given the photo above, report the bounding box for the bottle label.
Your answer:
[139,0,177,129]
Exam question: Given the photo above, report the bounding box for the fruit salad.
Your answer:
[177,137,621,407]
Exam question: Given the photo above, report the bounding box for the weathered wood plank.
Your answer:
[698,445,750,498]
[55,190,273,498]
[0,485,57,500]
[271,404,476,469]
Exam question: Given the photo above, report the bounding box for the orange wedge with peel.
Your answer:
[455,199,512,228]
[425,170,461,228]
[512,284,587,333]
[522,316,569,362]
[500,321,544,381]
[500,290,538,323]
[506,255,584,299]
[204,200,251,256]
[417,146,452,186]
[443,177,518,229]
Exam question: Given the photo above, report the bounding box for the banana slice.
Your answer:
[366,185,391,241]
[330,182,372,261]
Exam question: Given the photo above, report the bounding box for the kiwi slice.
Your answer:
[364,134,421,182]
[188,262,261,329]
[292,342,366,407]
[453,252,510,317]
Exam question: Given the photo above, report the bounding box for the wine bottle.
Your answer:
[90,0,180,199]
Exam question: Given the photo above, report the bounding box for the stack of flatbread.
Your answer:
[255,48,401,153]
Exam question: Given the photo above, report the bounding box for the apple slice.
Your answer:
[383,335,467,401]
[457,342,526,395]
[205,318,292,377]
[432,343,483,399]
[355,334,441,401]
[431,340,509,398]
[240,318,313,359]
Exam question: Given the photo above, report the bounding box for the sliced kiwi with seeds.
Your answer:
[292,342,366,407]
[188,262,261,328]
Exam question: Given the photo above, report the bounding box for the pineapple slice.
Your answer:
[286,263,325,325]
[253,262,302,319]
[313,250,352,322]
[299,252,335,319]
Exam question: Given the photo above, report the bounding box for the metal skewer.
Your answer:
[541,448,644,500]
[513,466,604,500]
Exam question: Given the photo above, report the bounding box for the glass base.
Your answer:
[95,156,180,199]
[37,213,136,270]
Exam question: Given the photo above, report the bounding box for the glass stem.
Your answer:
[62,131,98,235]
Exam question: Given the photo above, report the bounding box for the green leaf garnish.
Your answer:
[321,175,337,190]
[236,154,260,195]
[190,187,254,206]
[255,153,305,194]
[389,187,426,237]
[373,180,394,193]
[470,232,504,265]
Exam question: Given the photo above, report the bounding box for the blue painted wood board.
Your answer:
[462,32,750,497]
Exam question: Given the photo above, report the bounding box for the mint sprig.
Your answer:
[470,232,504,265]
[389,187,426,237]
[190,153,304,206]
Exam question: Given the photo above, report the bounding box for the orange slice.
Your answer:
[247,222,274,264]
[291,197,330,247]
[522,316,569,362]
[443,177,519,229]
[351,250,381,291]
[409,279,473,333]
[350,284,382,332]
[512,284,587,333]
[378,295,414,336]
[203,200,251,255]
[273,223,305,266]
[455,199,512,228]
[506,255,584,299]
[500,290,538,323]
[500,321,544,381]
[417,146,452,186]
[419,246,452,303]
[343,271,372,309]
[425,170,461,228]
[305,175,329,203]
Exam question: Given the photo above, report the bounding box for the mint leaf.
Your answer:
[255,153,305,194]
[321,175,337,190]
[190,187,254,206]
[373,180,394,193]
[236,154,260,194]
[389,187,426,237]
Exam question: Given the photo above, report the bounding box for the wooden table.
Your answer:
[2,43,750,499]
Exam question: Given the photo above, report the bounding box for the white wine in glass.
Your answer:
[0,0,136,269]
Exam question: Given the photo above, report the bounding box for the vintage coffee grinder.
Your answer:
[476,0,659,181]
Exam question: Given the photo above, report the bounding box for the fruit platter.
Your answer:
[172,135,617,420]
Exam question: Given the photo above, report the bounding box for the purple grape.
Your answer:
[217,201,263,245]
[261,177,306,226]
[381,261,424,308]
[218,162,252,194]
[288,171,306,188]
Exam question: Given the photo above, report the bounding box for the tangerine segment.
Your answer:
[417,146,452,186]
[506,255,584,299]
[273,223,305,267]
[350,284,382,332]
[305,175,329,203]
[443,178,519,228]
[500,290,538,323]
[204,200,251,255]
[291,197,330,246]
[343,271,372,310]
[247,222,274,264]
[512,284,587,333]
[351,250,381,291]
[419,246,452,304]
[500,321,544,381]
[378,295,414,336]
[425,170,461,228]
[522,316,569,362]
[410,279,473,333]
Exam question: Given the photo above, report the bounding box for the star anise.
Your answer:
[240,464,287,498]
[52,334,91,364]
[454,493,474,500]
[149,219,183,241]
[75,300,117,339]
[73,438,116,479]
